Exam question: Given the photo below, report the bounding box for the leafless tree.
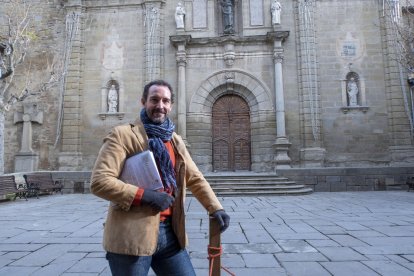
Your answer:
[0,0,64,173]
[384,1,414,73]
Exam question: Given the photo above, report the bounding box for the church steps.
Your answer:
[211,188,313,196]
[201,173,313,196]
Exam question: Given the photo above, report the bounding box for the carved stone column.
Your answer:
[268,31,291,168]
[170,35,191,141]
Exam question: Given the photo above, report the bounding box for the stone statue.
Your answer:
[175,2,186,29]
[220,0,234,34]
[108,84,118,113]
[271,0,282,25]
[347,78,359,106]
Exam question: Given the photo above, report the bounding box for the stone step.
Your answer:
[208,181,297,186]
[212,188,314,196]
[211,184,306,190]
[201,172,313,196]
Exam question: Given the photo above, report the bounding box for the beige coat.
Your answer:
[90,120,223,256]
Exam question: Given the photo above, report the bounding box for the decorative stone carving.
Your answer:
[14,102,43,153]
[224,41,235,67]
[13,102,43,172]
[102,40,124,71]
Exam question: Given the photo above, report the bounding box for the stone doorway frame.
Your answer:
[187,70,274,172]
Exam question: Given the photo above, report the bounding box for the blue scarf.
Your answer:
[140,108,177,191]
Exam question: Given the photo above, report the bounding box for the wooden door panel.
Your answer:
[234,139,250,170]
[213,139,229,171]
[213,95,251,171]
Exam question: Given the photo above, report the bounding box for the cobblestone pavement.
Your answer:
[0,192,414,275]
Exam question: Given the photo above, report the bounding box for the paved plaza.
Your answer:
[0,191,414,275]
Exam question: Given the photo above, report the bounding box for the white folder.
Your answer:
[119,150,163,190]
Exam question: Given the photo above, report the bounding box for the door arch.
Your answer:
[212,94,251,171]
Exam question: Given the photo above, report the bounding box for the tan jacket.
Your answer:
[90,120,223,256]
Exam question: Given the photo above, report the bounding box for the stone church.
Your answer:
[4,0,414,191]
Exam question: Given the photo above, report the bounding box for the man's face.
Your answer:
[141,85,172,124]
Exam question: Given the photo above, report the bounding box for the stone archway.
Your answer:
[212,94,251,171]
[187,70,274,172]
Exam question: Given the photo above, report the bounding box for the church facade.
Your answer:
[4,0,414,189]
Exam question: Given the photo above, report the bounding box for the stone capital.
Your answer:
[273,52,284,63]
[266,31,290,42]
[176,51,187,65]
[169,35,192,48]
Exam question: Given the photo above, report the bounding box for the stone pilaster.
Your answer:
[143,1,165,82]
[59,3,83,170]
[380,4,414,164]
[295,1,325,167]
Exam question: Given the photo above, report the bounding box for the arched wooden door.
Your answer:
[212,95,251,171]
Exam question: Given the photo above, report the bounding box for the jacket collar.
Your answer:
[130,119,148,150]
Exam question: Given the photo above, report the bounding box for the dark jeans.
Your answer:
[106,220,196,276]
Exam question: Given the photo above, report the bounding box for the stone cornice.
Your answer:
[170,31,289,48]
[64,0,166,8]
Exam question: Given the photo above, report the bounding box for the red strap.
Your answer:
[208,245,236,276]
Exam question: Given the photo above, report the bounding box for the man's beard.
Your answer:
[148,109,167,124]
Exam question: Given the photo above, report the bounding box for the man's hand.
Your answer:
[141,189,174,212]
[211,210,230,233]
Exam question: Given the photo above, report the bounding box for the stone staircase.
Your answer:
[202,172,313,196]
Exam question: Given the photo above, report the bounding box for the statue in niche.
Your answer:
[220,0,234,34]
[175,2,186,29]
[271,0,282,25]
[107,84,118,113]
[347,77,359,106]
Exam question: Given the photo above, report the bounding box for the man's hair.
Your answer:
[142,80,175,104]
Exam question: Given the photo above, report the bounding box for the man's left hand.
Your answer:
[211,210,230,233]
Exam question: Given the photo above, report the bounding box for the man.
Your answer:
[91,80,230,276]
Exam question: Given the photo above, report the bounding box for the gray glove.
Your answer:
[141,189,174,212]
[211,209,230,233]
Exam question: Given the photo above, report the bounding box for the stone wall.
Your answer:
[277,166,414,192]
[2,0,414,175]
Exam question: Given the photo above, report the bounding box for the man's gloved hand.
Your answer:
[211,209,230,233]
[141,189,174,212]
